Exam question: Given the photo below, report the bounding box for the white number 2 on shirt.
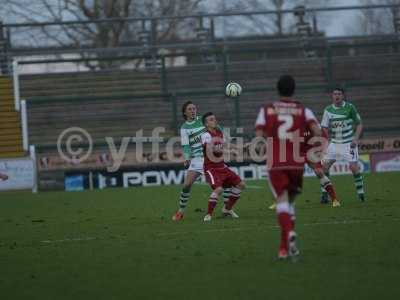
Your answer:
[278,115,294,140]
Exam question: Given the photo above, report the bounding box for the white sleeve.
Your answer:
[255,108,266,127]
[180,128,189,146]
[201,132,212,145]
[320,109,329,128]
[305,108,318,122]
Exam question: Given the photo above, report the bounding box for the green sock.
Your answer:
[222,188,231,205]
[178,187,191,213]
[321,186,328,194]
[353,173,365,197]
[321,171,330,194]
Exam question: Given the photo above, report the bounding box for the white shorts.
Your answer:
[323,142,359,163]
[188,157,204,175]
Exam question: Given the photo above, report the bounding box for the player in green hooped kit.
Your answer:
[320,87,365,202]
[172,101,230,221]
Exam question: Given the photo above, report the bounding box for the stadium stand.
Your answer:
[166,57,328,91]
[19,69,171,147]
[26,95,173,147]
[9,39,399,151]
[0,76,24,158]
[235,85,400,136]
[331,53,400,83]
[20,70,161,99]
[0,33,9,75]
[169,53,400,136]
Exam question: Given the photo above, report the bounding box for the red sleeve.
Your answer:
[255,107,267,130]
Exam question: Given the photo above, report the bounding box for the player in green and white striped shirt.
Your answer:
[172,101,230,221]
[321,87,365,202]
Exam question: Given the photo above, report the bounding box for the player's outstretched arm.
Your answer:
[310,122,322,138]
[255,107,266,138]
[352,123,363,148]
[350,104,363,148]
[180,127,191,167]
[320,108,330,139]
[182,145,191,168]
[305,107,322,138]
[322,128,329,140]
[256,129,265,138]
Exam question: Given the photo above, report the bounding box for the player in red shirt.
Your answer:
[303,126,340,207]
[201,112,246,222]
[267,127,340,209]
[255,75,322,260]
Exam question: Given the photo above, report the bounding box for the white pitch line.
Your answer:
[38,218,400,243]
[158,226,265,237]
[246,185,264,189]
[40,237,97,244]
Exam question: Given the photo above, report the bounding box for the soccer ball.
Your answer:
[225,82,242,97]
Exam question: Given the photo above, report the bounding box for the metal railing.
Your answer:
[12,37,400,87]
[4,4,400,27]
[28,74,400,155]
[2,3,400,56]
[5,31,399,152]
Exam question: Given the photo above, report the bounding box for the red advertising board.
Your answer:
[371,152,400,173]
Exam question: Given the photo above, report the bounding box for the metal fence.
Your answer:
[15,38,400,149]
[1,3,400,57]
[2,4,400,153]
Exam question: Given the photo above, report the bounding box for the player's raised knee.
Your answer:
[237,181,246,190]
[213,186,224,195]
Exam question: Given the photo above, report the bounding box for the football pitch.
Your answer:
[1,172,399,300]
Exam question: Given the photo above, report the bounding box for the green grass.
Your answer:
[1,172,400,300]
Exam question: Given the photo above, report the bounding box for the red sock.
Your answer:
[291,216,295,229]
[325,183,337,200]
[278,212,293,251]
[207,201,217,215]
[207,192,218,215]
[225,195,239,210]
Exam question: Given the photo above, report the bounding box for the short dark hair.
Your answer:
[202,112,214,125]
[277,75,296,97]
[182,101,194,120]
[332,86,345,94]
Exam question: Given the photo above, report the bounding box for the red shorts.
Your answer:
[268,169,304,198]
[205,167,242,190]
